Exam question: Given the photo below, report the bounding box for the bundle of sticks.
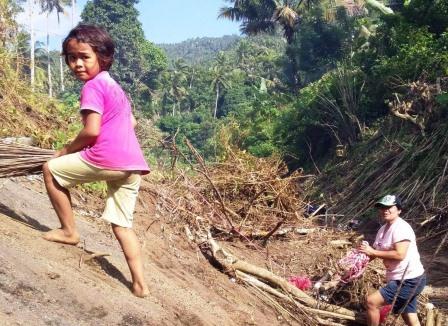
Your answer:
[0,142,55,178]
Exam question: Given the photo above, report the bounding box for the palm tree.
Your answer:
[172,59,195,110]
[28,0,36,91]
[169,74,187,116]
[172,59,189,79]
[235,40,251,68]
[158,65,188,117]
[39,0,66,18]
[210,53,231,119]
[38,0,69,96]
[219,0,314,44]
[169,59,189,115]
[219,0,316,88]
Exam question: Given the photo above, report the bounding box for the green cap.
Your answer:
[375,195,402,208]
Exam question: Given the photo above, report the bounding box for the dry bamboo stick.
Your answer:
[434,310,442,326]
[245,278,306,325]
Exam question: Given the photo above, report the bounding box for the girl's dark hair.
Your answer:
[62,24,115,71]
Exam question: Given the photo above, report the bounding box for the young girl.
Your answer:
[42,24,149,298]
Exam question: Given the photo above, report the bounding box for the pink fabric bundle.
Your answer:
[338,249,370,283]
[379,304,392,323]
[288,276,312,291]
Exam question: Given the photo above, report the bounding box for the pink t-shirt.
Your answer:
[373,217,424,281]
[79,71,149,174]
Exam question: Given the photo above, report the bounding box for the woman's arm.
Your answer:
[359,240,410,261]
[56,110,101,157]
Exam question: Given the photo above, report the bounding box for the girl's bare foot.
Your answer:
[132,282,149,298]
[43,229,80,245]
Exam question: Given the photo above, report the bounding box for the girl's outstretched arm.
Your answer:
[57,110,101,157]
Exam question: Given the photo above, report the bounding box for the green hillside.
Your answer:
[158,35,241,65]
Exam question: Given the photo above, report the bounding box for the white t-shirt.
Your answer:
[373,217,424,281]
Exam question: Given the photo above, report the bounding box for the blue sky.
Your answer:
[136,0,241,44]
[17,0,241,49]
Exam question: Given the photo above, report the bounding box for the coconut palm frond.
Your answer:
[241,20,276,36]
[273,6,298,28]
[218,6,245,21]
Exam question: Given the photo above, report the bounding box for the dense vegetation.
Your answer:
[1,0,448,263]
[2,0,448,213]
[158,35,241,65]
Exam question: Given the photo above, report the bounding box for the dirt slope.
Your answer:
[0,177,282,326]
[1,176,447,326]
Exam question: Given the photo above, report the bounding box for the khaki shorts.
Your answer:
[48,153,141,228]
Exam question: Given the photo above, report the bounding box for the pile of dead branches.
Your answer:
[143,140,441,325]
[154,139,314,241]
[143,142,371,324]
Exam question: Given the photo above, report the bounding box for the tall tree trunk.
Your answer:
[71,0,76,27]
[189,68,194,89]
[59,55,65,92]
[58,19,65,92]
[286,43,301,91]
[29,0,35,91]
[214,85,219,119]
[188,68,194,111]
[46,13,52,97]
[172,102,176,116]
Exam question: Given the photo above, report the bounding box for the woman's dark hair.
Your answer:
[62,24,114,71]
